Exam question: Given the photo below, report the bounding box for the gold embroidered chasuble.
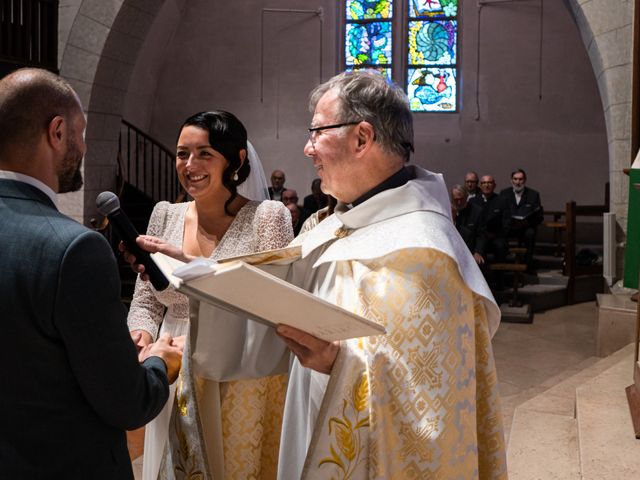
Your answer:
[279,166,507,479]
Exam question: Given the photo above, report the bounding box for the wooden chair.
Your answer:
[543,210,566,257]
[490,247,528,307]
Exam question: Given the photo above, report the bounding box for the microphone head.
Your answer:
[96,191,120,216]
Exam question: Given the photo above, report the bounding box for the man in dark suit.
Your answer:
[0,68,183,479]
[464,171,481,199]
[471,175,511,289]
[451,184,486,265]
[500,168,543,272]
[302,178,328,215]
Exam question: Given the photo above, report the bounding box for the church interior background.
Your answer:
[2,0,639,477]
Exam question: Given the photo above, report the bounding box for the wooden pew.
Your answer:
[563,201,607,304]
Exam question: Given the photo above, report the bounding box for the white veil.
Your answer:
[237,140,269,201]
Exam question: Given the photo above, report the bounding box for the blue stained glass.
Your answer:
[345,66,393,82]
[347,0,393,20]
[407,67,456,112]
[408,20,456,65]
[345,22,392,66]
[409,0,458,18]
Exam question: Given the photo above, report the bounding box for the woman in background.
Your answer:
[127,111,293,479]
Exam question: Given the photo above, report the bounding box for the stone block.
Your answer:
[599,64,633,107]
[604,102,631,141]
[572,5,595,54]
[67,13,111,56]
[82,165,119,195]
[88,84,126,116]
[85,139,119,163]
[576,353,640,479]
[63,77,93,110]
[596,293,636,357]
[86,112,122,142]
[60,44,101,84]
[79,0,124,27]
[593,25,632,70]
[101,29,143,66]
[92,56,133,93]
[507,409,579,479]
[580,0,632,37]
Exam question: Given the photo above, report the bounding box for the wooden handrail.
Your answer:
[574,205,608,216]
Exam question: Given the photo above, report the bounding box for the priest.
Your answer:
[275,70,507,479]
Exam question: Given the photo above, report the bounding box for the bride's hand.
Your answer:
[135,235,195,264]
[118,236,196,280]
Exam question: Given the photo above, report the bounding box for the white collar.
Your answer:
[0,170,58,206]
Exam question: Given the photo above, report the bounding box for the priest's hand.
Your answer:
[276,324,339,374]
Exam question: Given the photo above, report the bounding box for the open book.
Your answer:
[151,247,386,342]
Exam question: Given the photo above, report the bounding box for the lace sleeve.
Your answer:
[254,200,294,251]
[127,202,170,340]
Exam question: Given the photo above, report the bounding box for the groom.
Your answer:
[0,68,182,479]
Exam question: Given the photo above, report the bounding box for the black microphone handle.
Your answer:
[108,209,169,291]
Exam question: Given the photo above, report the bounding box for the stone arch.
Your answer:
[565,0,634,228]
[57,0,166,224]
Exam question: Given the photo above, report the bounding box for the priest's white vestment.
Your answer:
[277,166,507,479]
[184,166,507,479]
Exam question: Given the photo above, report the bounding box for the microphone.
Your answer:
[96,191,169,291]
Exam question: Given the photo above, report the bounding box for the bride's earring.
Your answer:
[232,170,239,182]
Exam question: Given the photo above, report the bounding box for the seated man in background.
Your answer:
[269,169,286,201]
[281,188,299,206]
[500,168,543,273]
[286,201,303,235]
[451,184,486,265]
[465,171,481,199]
[302,177,328,217]
[472,175,510,289]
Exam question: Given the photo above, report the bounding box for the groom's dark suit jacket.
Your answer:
[0,179,169,479]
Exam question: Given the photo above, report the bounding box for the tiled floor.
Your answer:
[129,301,600,476]
[493,301,598,441]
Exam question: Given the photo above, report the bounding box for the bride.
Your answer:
[127,110,293,479]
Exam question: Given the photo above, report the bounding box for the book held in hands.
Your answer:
[151,247,386,342]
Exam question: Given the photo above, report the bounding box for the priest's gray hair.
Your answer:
[309,70,414,162]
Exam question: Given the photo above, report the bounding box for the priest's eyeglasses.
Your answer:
[307,122,360,146]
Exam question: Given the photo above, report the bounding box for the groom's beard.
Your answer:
[58,133,84,193]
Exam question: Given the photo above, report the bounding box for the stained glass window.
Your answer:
[342,0,458,113]
[407,1,458,112]
[344,0,393,75]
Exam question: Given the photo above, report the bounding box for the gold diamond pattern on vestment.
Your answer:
[308,248,507,479]
[220,374,287,479]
